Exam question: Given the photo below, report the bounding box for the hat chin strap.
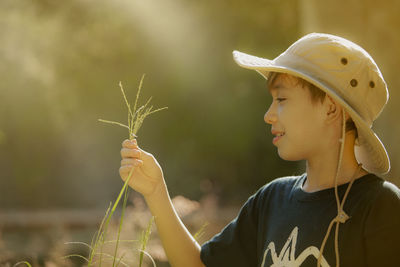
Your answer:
[317,108,363,267]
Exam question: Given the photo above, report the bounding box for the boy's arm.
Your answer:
[119,139,205,267]
[145,182,205,267]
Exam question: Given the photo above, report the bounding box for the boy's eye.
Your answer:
[276,98,286,103]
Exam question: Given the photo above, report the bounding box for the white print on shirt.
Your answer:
[260,226,330,267]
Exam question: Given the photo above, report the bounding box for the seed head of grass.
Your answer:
[98,74,168,140]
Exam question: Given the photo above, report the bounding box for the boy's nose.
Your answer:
[264,104,276,125]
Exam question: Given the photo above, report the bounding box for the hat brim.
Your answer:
[233,50,390,175]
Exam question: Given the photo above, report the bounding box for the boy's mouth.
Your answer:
[272,130,285,144]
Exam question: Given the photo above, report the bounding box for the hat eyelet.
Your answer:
[369,81,375,88]
[350,79,358,87]
[341,57,348,65]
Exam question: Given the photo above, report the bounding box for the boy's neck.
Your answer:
[303,134,368,193]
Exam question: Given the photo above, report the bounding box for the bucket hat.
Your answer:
[233,33,390,174]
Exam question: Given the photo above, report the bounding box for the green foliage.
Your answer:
[0,0,303,211]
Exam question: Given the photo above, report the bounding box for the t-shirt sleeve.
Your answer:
[200,189,263,267]
[364,181,400,267]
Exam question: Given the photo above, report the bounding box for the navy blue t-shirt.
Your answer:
[200,174,400,267]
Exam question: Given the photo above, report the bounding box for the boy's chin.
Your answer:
[277,149,303,161]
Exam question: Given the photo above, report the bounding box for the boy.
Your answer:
[119,33,400,266]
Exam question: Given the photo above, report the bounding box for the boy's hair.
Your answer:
[267,72,358,137]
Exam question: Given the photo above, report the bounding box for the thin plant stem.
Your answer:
[64,241,93,250]
[137,249,157,267]
[193,222,209,242]
[98,119,129,130]
[139,216,154,267]
[98,168,134,267]
[13,262,32,267]
[88,202,112,265]
[115,251,127,267]
[62,254,90,263]
[112,181,130,266]
[90,252,130,267]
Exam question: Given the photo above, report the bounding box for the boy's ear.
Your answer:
[325,95,341,123]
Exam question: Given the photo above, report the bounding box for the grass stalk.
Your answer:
[85,74,166,266]
[112,180,130,266]
[96,160,134,266]
[13,262,32,267]
[193,222,209,242]
[137,249,157,267]
[97,119,130,130]
[139,216,154,267]
[88,203,112,264]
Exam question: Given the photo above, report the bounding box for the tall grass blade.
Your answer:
[97,172,133,267]
[115,251,127,267]
[193,222,209,242]
[137,249,157,267]
[13,262,32,267]
[64,241,93,251]
[112,182,130,266]
[139,216,154,267]
[88,202,111,265]
[90,252,130,267]
[62,254,90,263]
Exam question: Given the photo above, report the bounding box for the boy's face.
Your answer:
[265,74,328,161]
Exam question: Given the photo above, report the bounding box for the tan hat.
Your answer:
[233,33,390,175]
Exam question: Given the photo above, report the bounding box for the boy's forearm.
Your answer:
[144,182,206,267]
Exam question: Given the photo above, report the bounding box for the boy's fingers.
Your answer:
[121,158,143,166]
[121,148,141,159]
[119,160,144,178]
[122,139,138,149]
[139,150,155,162]
[119,165,131,180]
[120,140,155,164]
[121,158,134,166]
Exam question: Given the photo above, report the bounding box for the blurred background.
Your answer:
[0,0,399,266]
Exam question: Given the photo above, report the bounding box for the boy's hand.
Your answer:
[119,139,164,198]
[120,139,204,267]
